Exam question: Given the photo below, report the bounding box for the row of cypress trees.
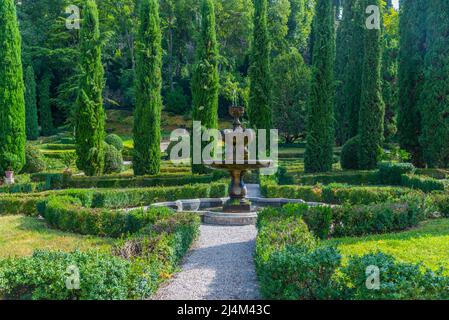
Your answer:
[398,0,449,169]
[334,0,385,171]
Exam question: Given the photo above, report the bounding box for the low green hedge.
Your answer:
[401,174,446,193]
[0,182,227,216]
[0,182,46,194]
[292,170,379,186]
[377,162,415,185]
[255,206,449,300]
[43,144,76,151]
[40,196,174,237]
[261,180,411,205]
[0,209,201,299]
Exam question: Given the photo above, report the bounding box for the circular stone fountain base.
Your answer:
[203,210,258,226]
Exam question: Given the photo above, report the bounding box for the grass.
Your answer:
[0,215,116,258]
[324,218,449,273]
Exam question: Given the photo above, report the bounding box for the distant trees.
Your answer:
[0,0,26,174]
[75,0,105,176]
[272,48,310,144]
[304,0,335,173]
[397,0,427,167]
[358,0,385,170]
[38,71,54,136]
[24,65,39,140]
[190,0,219,174]
[133,0,163,175]
[418,1,449,168]
[248,0,272,136]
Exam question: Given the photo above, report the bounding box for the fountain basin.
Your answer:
[150,197,328,226]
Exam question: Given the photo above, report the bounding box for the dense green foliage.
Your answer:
[304,0,335,173]
[105,134,124,151]
[358,0,385,170]
[340,135,361,170]
[38,71,53,136]
[22,144,46,174]
[377,161,415,185]
[103,142,123,174]
[133,0,163,176]
[75,0,105,176]
[191,0,219,174]
[255,204,449,300]
[271,48,310,144]
[397,0,427,167]
[334,0,364,145]
[248,0,272,135]
[418,1,449,168]
[24,65,39,140]
[0,0,26,174]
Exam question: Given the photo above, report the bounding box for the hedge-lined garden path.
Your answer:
[153,184,262,300]
[153,224,260,300]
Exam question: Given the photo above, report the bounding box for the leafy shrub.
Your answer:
[21,145,46,174]
[103,143,123,174]
[275,166,294,184]
[340,135,360,169]
[377,162,415,185]
[0,152,21,174]
[294,170,379,186]
[342,253,449,300]
[42,195,180,237]
[0,250,131,300]
[332,201,421,237]
[105,134,124,152]
[401,174,446,193]
[426,193,449,217]
[258,245,341,299]
[165,86,189,115]
[0,182,46,194]
[44,144,76,150]
[261,182,410,205]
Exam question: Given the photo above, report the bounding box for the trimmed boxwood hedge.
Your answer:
[0,182,227,216]
[260,180,411,205]
[0,199,201,299]
[255,205,449,300]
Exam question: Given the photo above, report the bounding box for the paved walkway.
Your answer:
[153,224,260,300]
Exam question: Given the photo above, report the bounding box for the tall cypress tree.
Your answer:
[38,71,53,136]
[133,0,163,175]
[397,0,427,167]
[24,65,39,140]
[0,0,26,174]
[248,0,272,137]
[75,0,105,176]
[358,0,385,169]
[419,1,449,168]
[334,0,364,145]
[190,0,219,174]
[304,0,335,173]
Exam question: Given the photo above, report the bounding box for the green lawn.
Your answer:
[0,215,116,258]
[324,218,449,273]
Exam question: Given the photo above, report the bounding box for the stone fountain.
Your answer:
[204,106,272,215]
[151,105,317,225]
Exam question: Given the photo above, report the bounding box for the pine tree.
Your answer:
[397,0,427,167]
[133,0,163,175]
[419,1,449,168]
[248,0,272,137]
[334,0,364,145]
[24,65,39,140]
[0,0,26,174]
[358,0,385,169]
[75,0,105,176]
[38,71,53,136]
[304,0,335,173]
[190,0,219,174]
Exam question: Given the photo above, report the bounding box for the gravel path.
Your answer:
[153,224,260,300]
